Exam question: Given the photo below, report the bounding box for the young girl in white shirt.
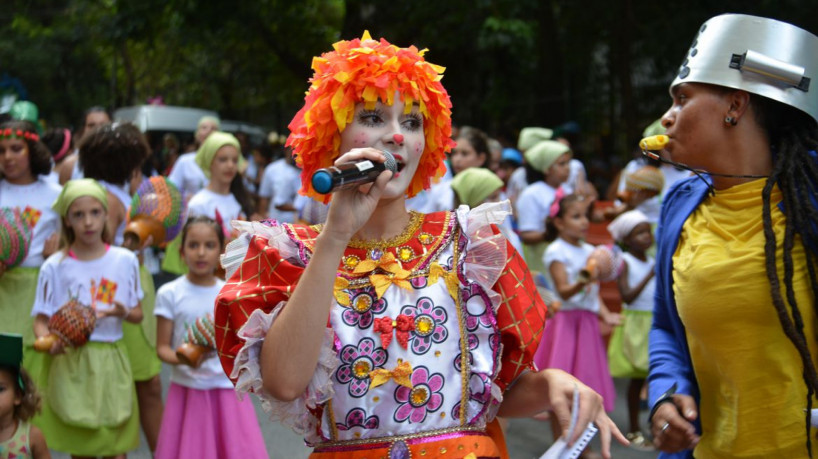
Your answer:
[31,178,144,458]
[189,132,255,238]
[606,210,656,449]
[534,193,622,457]
[0,120,62,363]
[154,216,267,459]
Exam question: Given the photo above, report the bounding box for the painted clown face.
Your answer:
[339,94,426,200]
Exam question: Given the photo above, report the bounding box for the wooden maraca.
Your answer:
[0,207,33,269]
[579,245,624,283]
[124,176,186,248]
[33,298,96,352]
[175,314,216,368]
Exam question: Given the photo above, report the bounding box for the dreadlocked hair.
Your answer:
[754,94,818,456]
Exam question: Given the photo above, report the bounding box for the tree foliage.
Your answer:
[1,0,815,164]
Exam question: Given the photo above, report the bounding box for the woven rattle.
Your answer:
[0,207,33,268]
[125,176,186,248]
[618,165,665,203]
[579,245,625,283]
[175,314,216,368]
[33,299,96,352]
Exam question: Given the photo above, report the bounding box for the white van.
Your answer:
[114,105,218,134]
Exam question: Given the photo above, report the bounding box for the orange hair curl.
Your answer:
[286,31,456,203]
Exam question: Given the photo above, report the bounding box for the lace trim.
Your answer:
[456,200,512,418]
[232,306,337,444]
[457,201,510,307]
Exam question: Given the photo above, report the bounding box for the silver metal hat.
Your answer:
[672,14,818,122]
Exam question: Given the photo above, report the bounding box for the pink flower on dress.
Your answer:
[394,366,444,423]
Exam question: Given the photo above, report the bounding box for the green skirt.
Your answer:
[0,266,39,345]
[608,309,652,379]
[34,340,140,456]
[121,265,162,381]
[522,241,548,277]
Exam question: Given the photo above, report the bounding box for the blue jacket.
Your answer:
[648,175,709,459]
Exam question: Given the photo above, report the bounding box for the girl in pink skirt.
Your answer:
[154,216,267,459]
[534,194,622,455]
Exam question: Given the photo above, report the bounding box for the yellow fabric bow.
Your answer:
[369,361,413,390]
[429,261,460,300]
[333,277,350,306]
[354,252,412,298]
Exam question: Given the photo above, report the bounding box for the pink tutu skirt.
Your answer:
[156,382,269,459]
[534,309,616,412]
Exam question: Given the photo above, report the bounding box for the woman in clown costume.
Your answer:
[215,32,626,459]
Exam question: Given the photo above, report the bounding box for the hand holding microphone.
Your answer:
[312,150,397,194]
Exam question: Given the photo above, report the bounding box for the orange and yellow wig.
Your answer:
[286,31,456,203]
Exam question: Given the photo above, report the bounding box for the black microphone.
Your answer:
[311,150,397,194]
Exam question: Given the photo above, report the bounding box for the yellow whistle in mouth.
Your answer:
[639,135,669,151]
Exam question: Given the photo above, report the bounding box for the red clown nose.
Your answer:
[393,134,404,144]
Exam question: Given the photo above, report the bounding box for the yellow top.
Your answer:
[673,178,818,458]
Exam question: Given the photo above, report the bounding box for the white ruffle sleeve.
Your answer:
[456,200,511,313]
[222,219,338,443]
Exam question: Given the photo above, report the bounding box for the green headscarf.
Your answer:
[517,127,554,152]
[451,168,504,208]
[195,131,246,179]
[524,140,570,172]
[52,178,109,216]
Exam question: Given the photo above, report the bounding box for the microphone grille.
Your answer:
[382,150,398,173]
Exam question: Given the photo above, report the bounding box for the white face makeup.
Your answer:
[339,94,426,200]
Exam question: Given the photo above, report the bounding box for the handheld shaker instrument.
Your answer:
[125,176,187,248]
[0,207,33,268]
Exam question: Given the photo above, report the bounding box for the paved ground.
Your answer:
[50,369,659,458]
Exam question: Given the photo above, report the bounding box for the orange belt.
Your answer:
[310,419,509,459]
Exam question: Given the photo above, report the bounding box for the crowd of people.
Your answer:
[0,12,816,459]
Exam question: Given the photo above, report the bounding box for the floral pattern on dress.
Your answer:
[336,408,379,431]
[335,337,388,398]
[394,366,444,423]
[461,283,494,332]
[341,290,387,329]
[410,276,427,289]
[400,297,448,355]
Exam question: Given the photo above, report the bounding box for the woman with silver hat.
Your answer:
[646,14,818,458]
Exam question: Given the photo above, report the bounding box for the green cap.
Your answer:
[517,127,554,152]
[0,333,23,369]
[524,140,570,172]
[9,101,44,134]
[451,168,504,208]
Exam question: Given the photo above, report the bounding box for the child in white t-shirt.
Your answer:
[154,216,267,459]
[533,193,621,457]
[31,178,144,457]
[606,210,656,449]
[189,132,254,237]
[515,140,572,274]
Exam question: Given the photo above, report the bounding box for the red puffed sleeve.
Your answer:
[492,238,549,392]
[215,234,305,382]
